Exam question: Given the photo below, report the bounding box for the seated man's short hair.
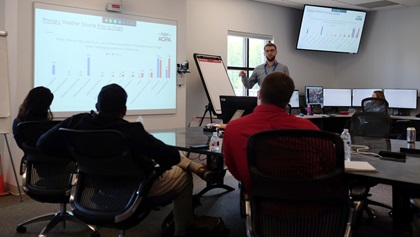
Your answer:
[97,83,127,115]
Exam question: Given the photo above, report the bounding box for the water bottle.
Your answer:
[209,132,220,152]
[136,115,144,125]
[307,104,312,115]
[340,129,351,161]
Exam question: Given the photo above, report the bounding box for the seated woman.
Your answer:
[13,86,54,149]
[363,90,388,113]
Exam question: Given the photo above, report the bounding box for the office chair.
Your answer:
[349,112,393,223]
[349,112,392,138]
[15,121,97,236]
[246,129,354,237]
[59,128,168,237]
[361,97,389,114]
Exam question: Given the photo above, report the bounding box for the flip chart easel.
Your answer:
[193,53,235,125]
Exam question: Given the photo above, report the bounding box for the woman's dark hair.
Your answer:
[17,86,54,122]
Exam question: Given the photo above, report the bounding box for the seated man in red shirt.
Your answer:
[223,72,320,194]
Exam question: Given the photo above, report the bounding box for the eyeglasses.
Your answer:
[264,49,276,53]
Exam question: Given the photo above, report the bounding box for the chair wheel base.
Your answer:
[16,225,27,233]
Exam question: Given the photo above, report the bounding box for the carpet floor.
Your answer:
[0,171,417,237]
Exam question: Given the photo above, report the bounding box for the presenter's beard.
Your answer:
[266,56,276,62]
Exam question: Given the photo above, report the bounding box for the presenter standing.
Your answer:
[239,42,289,89]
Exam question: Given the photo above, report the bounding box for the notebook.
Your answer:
[345,161,377,172]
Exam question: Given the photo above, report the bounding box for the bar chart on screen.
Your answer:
[34,3,177,115]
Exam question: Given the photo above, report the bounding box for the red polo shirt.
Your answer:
[223,104,320,194]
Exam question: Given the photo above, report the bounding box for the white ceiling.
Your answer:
[251,0,420,11]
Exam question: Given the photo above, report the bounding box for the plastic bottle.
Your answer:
[136,115,144,125]
[209,132,220,152]
[340,129,352,161]
[306,104,312,115]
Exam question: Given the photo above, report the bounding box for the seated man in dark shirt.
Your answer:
[37,83,224,237]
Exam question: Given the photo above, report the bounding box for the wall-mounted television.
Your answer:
[383,89,418,109]
[323,88,352,107]
[296,5,367,54]
[305,86,323,105]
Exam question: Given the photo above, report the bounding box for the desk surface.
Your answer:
[350,137,420,189]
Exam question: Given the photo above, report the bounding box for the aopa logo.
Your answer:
[158,32,172,42]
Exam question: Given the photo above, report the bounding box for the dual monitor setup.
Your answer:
[218,87,418,124]
[305,87,418,110]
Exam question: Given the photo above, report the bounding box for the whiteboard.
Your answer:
[0,31,11,118]
[193,53,235,115]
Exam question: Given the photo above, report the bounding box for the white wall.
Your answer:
[335,6,420,89]
[0,0,4,28]
[185,0,336,122]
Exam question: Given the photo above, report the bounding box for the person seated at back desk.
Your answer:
[37,83,226,237]
[223,72,320,195]
[364,90,388,113]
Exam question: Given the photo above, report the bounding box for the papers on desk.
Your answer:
[345,161,377,172]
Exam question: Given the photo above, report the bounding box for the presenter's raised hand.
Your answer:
[239,70,246,77]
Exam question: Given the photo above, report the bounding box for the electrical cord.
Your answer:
[351,144,383,158]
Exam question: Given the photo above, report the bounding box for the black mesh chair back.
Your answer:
[349,112,392,138]
[17,120,73,202]
[361,97,389,114]
[247,129,352,237]
[349,114,394,223]
[15,121,95,236]
[59,128,163,232]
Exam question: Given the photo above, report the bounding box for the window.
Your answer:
[227,31,273,96]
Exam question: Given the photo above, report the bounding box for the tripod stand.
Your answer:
[199,104,217,126]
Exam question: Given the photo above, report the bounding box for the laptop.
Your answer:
[219,95,258,124]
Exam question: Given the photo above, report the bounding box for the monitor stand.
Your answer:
[397,109,407,116]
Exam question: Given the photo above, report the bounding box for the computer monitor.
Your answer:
[305,86,323,105]
[352,89,382,107]
[220,95,258,124]
[383,89,418,109]
[323,89,352,107]
[289,90,300,108]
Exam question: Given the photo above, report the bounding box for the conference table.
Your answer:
[150,127,235,197]
[349,136,420,237]
[150,126,420,237]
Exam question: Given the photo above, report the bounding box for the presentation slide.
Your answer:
[34,3,177,116]
[297,5,366,54]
